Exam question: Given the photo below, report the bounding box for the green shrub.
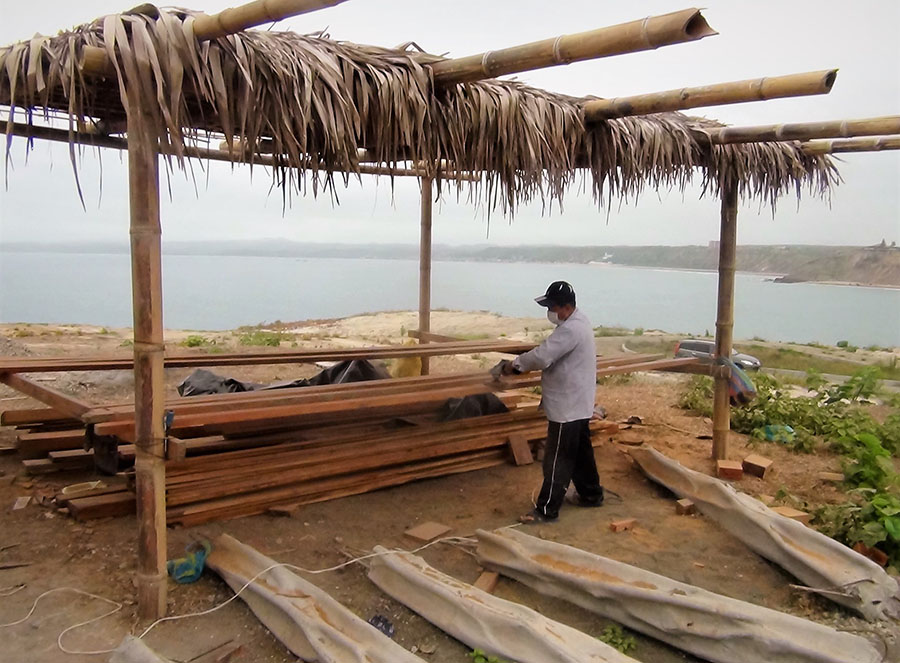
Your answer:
[677,375,714,417]
[597,624,637,654]
[182,335,213,348]
[467,649,508,663]
[837,340,849,348]
[633,327,644,336]
[238,330,290,347]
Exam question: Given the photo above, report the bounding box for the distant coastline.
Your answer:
[2,240,898,288]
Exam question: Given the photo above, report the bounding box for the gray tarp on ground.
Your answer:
[475,528,883,663]
[205,535,424,663]
[628,445,900,621]
[367,545,639,663]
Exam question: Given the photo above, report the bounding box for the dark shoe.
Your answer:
[566,493,604,508]
[518,509,558,524]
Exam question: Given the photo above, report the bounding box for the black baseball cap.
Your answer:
[535,281,576,307]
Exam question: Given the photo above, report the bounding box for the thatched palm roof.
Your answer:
[0,7,839,212]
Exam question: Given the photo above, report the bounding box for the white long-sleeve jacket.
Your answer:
[512,307,596,423]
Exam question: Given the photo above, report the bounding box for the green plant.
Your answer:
[467,649,508,663]
[182,334,213,348]
[238,330,290,347]
[597,624,637,654]
[677,376,714,416]
[633,327,644,336]
[836,340,849,348]
[119,339,134,348]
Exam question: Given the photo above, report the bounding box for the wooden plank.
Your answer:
[16,429,86,459]
[0,407,73,426]
[407,330,464,343]
[507,434,534,466]
[67,492,136,520]
[0,339,538,374]
[0,374,93,419]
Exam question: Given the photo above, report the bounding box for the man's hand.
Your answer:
[490,359,514,380]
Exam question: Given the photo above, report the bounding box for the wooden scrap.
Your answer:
[742,454,773,478]
[507,434,533,466]
[675,498,696,515]
[817,471,844,483]
[473,571,500,594]
[0,561,32,569]
[715,460,743,481]
[771,506,811,525]
[609,518,636,533]
[404,521,451,543]
[12,496,30,510]
[853,542,889,567]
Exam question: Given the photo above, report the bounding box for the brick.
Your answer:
[405,521,451,542]
[609,518,636,533]
[716,460,743,481]
[853,542,889,567]
[675,498,696,515]
[473,571,500,593]
[507,434,533,466]
[742,454,773,478]
[817,471,844,483]
[771,505,811,525]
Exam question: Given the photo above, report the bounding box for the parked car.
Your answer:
[674,339,761,371]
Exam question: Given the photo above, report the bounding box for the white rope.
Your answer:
[0,534,480,657]
[0,587,123,656]
[138,535,477,640]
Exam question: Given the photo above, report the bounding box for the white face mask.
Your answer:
[547,310,561,326]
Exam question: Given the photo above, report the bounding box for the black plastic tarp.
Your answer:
[177,359,391,397]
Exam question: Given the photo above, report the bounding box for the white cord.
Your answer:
[0,587,123,655]
[0,584,26,597]
[137,535,476,640]
[0,534,479,656]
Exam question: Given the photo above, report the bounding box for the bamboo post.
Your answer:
[418,176,434,376]
[712,178,738,460]
[583,69,837,122]
[801,135,900,155]
[699,115,900,145]
[79,0,350,76]
[431,8,716,86]
[127,97,167,619]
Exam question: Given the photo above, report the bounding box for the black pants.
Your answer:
[535,419,602,519]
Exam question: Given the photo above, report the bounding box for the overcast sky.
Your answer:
[0,0,897,247]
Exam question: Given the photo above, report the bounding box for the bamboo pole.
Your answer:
[419,176,434,376]
[126,97,167,620]
[583,69,837,122]
[80,0,350,75]
[699,115,900,145]
[431,8,716,86]
[0,122,478,180]
[712,178,738,460]
[801,135,900,155]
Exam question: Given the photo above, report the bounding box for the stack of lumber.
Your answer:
[0,347,699,525]
[64,405,618,525]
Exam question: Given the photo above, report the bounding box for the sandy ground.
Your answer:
[0,313,897,662]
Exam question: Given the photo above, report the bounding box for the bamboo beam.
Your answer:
[0,122,478,180]
[801,135,900,155]
[699,115,900,145]
[419,176,434,376]
[126,96,167,620]
[583,69,837,122]
[79,0,350,75]
[431,8,716,86]
[712,178,738,460]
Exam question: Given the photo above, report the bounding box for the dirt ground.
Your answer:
[0,313,896,662]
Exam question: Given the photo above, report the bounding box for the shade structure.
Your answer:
[1,7,837,212]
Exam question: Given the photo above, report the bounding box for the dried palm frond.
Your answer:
[0,7,838,214]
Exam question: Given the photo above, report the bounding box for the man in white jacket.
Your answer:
[499,281,603,523]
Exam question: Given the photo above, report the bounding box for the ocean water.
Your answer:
[1,252,898,347]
